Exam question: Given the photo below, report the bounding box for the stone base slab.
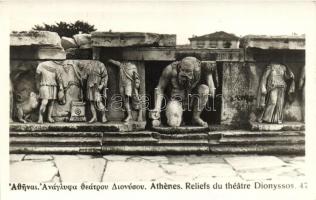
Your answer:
[10,128,305,155]
[249,121,305,131]
[10,121,146,132]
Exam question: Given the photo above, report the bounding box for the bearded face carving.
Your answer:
[177,57,201,90]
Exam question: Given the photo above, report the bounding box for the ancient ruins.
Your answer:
[9,31,305,154]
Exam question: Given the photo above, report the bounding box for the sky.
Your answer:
[3,0,316,44]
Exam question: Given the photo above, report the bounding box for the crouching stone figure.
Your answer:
[150,57,215,127]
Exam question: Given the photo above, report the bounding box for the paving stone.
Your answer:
[10,154,25,162]
[127,156,169,164]
[10,161,58,182]
[51,174,61,183]
[237,165,304,181]
[225,156,286,171]
[102,161,169,182]
[24,154,53,161]
[184,155,226,164]
[279,156,305,164]
[159,162,237,181]
[103,155,131,162]
[54,157,106,182]
[167,156,188,164]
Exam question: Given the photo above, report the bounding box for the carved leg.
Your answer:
[137,109,143,122]
[101,110,108,123]
[17,108,27,123]
[261,88,279,123]
[38,99,48,124]
[192,84,209,127]
[123,96,132,122]
[89,101,97,123]
[95,100,107,123]
[47,100,55,123]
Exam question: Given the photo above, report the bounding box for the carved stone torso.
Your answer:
[86,64,107,88]
[267,64,287,91]
[36,62,59,86]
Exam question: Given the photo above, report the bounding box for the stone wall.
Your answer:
[221,49,305,126]
[10,31,305,127]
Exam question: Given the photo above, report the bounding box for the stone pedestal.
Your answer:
[249,121,305,131]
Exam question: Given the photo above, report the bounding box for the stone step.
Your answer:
[10,122,146,132]
[10,137,101,145]
[10,146,101,154]
[10,136,158,146]
[101,145,209,154]
[156,133,209,140]
[219,136,305,145]
[10,131,102,137]
[10,143,304,154]
[10,145,209,154]
[10,131,155,138]
[210,144,305,155]
[157,139,209,146]
[9,129,305,154]
[209,130,305,137]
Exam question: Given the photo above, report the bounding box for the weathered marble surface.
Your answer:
[249,121,305,131]
[54,155,107,182]
[73,33,92,49]
[10,60,146,123]
[10,31,62,48]
[92,32,176,47]
[10,154,305,183]
[221,60,305,125]
[61,36,78,49]
[10,160,59,182]
[240,35,305,50]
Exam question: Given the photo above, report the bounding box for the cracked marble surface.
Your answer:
[10,154,306,183]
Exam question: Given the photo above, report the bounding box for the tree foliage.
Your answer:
[32,20,97,37]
